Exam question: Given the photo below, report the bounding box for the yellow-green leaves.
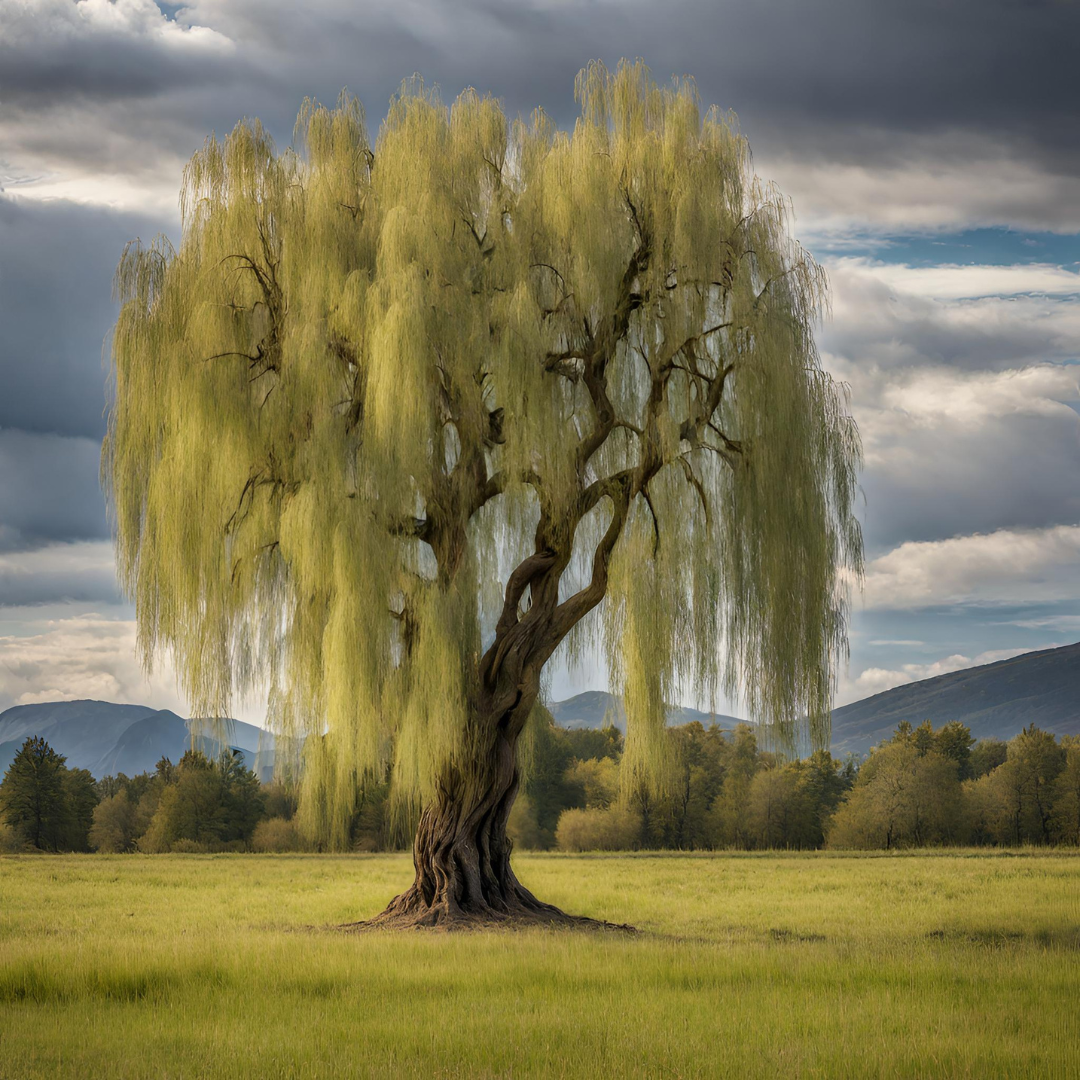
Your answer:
[106,60,861,847]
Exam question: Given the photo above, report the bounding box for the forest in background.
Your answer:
[2,715,1079,854]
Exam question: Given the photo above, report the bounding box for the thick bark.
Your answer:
[345,700,631,932]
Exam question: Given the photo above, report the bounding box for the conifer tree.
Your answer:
[106,61,861,925]
[0,737,70,851]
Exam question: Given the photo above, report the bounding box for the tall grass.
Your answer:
[1,851,1078,1077]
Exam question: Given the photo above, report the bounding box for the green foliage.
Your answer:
[542,718,856,852]
[505,793,546,851]
[88,754,388,856]
[14,719,1080,856]
[659,722,727,848]
[0,818,21,853]
[555,806,642,851]
[970,738,1008,779]
[0,737,68,850]
[740,750,849,851]
[261,781,299,821]
[0,737,99,852]
[827,741,961,849]
[89,794,140,854]
[251,816,306,853]
[62,769,99,852]
[295,750,396,852]
[935,720,976,779]
[1052,736,1080,844]
[963,724,1066,846]
[745,764,815,849]
[801,749,852,842]
[706,723,761,847]
[521,712,624,844]
[106,60,862,838]
[132,750,266,853]
[564,757,620,809]
[515,716,1080,853]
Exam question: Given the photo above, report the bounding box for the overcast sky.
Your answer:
[1,0,1078,722]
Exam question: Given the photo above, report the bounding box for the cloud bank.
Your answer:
[2,0,1079,718]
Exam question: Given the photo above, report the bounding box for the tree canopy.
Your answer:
[106,60,861,918]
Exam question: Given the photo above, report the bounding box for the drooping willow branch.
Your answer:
[105,62,862,851]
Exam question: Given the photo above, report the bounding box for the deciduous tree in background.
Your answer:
[827,732,961,849]
[105,61,861,926]
[62,767,99,852]
[89,792,139,853]
[1052,736,1080,844]
[139,750,265,852]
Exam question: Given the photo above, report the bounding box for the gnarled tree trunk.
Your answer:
[362,722,559,928]
[349,543,634,932]
[349,676,629,931]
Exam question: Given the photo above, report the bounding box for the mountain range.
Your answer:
[829,642,1080,757]
[558,642,1080,756]
[3,641,1079,778]
[0,700,274,781]
[548,690,741,732]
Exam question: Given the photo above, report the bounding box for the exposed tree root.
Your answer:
[338,881,636,934]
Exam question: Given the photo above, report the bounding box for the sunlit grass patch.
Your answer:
[1,850,1078,1078]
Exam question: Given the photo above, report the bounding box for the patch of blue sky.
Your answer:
[850,601,1080,663]
[811,228,1080,268]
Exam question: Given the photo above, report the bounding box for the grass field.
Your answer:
[1,851,1078,1078]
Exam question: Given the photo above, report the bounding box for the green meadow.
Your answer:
[1,852,1078,1078]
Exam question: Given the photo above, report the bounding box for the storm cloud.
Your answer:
[2,0,1077,229]
[0,196,161,439]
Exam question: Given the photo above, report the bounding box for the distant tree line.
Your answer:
[519,717,1080,851]
[0,740,280,854]
[2,717,1078,853]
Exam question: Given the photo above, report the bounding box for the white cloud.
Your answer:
[1004,614,1080,632]
[0,0,234,56]
[768,143,1080,238]
[0,606,269,725]
[860,525,1080,610]
[877,364,1079,430]
[829,258,1080,301]
[7,170,183,218]
[817,256,1080,549]
[0,1,1074,237]
[823,261,1080,379]
[0,610,180,710]
[0,0,237,214]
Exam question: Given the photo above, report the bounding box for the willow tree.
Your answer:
[106,61,861,927]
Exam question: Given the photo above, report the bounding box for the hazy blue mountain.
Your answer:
[90,710,190,777]
[92,712,274,779]
[549,690,741,732]
[0,700,275,780]
[9,641,1078,781]
[831,642,1080,758]
[0,700,158,773]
